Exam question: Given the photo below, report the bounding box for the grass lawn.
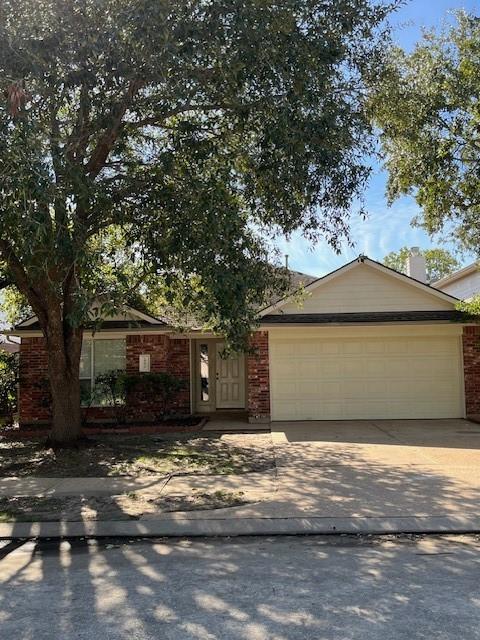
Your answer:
[0,491,248,522]
[0,432,274,477]
[0,490,250,521]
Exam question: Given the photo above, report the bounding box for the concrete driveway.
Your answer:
[196,418,480,531]
[266,419,480,520]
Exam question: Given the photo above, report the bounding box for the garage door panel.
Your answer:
[270,335,463,420]
[343,360,365,376]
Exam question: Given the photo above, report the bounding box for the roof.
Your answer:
[261,310,467,325]
[433,262,479,288]
[150,268,318,328]
[15,319,162,331]
[7,258,472,336]
[260,255,460,316]
[14,305,166,332]
[6,269,318,336]
[0,338,19,353]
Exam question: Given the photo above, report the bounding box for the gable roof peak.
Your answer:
[260,253,459,316]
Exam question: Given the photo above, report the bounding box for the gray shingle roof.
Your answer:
[260,310,468,324]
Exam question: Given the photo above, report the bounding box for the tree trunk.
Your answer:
[45,323,83,446]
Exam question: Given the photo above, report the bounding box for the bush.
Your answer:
[94,369,127,425]
[123,372,186,420]
[0,351,18,426]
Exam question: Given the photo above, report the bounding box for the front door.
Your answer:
[215,343,245,409]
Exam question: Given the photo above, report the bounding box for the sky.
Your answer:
[276,0,480,277]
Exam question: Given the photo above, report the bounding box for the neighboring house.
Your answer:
[0,337,19,354]
[434,262,480,300]
[6,255,480,428]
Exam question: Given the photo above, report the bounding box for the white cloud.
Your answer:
[273,182,463,277]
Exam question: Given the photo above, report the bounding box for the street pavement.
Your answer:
[1,534,479,639]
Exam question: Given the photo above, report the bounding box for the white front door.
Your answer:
[216,344,245,409]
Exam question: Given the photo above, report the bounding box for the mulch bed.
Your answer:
[3,416,207,439]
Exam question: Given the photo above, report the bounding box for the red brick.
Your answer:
[246,331,270,422]
[463,325,480,417]
[19,334,191,428]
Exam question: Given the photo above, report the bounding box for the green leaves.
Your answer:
[370,11,480,254]
[0,351,18,424]
[0,0,395,343]
[383,246,461,283]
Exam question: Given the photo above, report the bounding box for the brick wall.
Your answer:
[18,337,50,424]
[463,325,480,418]
[246,331,270,423]
[18,334,191,428]
[168,338,191,412]
[126,334,169,373]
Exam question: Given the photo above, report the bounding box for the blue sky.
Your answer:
[276,0,479,277]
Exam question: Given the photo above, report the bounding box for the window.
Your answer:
[80,339,126,405]
[199,343,209,402]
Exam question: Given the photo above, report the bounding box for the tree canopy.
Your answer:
[383,247,460,283]
[370,11,480,255]
[0,0,396,441]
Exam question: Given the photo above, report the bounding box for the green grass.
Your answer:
[0,433,274,477]
[133,445,244,474]
[0,510,15,522]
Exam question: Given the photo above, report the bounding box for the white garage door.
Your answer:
[270,332,463,420]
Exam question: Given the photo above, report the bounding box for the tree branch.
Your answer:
[85,79,143,179]
[66,81,92,165]
[0,239,48,327]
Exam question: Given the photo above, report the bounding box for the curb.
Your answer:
[1,515,480,539]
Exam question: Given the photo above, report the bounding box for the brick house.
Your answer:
[8,255,480,429]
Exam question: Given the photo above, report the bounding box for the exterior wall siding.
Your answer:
[246,331,271,422]
[279,263,453,314]
[441,271,480,300]
[463,326,480,419]
[18,334,191,428]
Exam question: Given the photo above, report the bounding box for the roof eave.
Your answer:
[433,263,478,288]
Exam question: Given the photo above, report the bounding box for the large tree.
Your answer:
[0,0,395,443]
[370,11,480,254]
[383,246,460,283]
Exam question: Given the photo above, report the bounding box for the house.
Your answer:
[0,337,19,354]
[434,262,480,300]
[7,254,480,428]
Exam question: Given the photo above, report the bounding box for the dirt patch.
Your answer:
[0,432,274,477]
[0,490,250,522]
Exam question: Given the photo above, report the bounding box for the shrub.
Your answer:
[94,369,127,425]
[0,351,18,426]
[123,372,186,420]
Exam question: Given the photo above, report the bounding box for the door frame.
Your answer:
[192,338,247,413]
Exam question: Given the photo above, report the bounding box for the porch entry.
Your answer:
[194,339,246,412]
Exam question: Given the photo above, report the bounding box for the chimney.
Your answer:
[406,247,427,282]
